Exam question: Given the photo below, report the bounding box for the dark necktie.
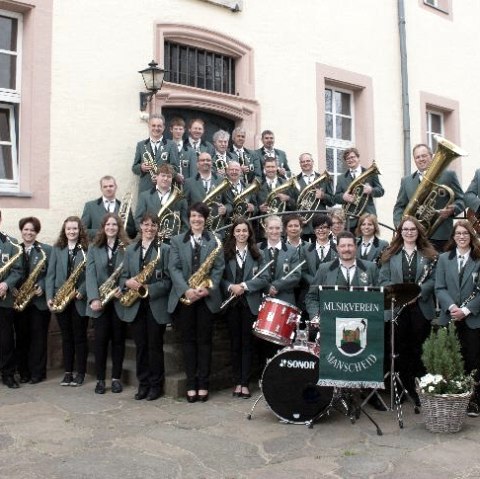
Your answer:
[269,247,277,278]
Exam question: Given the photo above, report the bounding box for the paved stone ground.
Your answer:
[1,373,479,479]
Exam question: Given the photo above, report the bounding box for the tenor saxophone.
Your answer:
[180,234,222,306]
[98,242,126,307]
[13,245,47,311]
[50,247,87,313]
[120,240,161,307]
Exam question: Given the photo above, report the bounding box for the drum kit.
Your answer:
[249,283,422,430]
[249,297,366,429]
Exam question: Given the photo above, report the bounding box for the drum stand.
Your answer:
[361,294,420,430]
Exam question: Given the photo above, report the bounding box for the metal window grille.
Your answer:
[164,41,235,95]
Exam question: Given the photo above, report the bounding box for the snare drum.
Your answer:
[253,298,301,346]
[261,346,333,424]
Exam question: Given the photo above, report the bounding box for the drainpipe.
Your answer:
[398,0,411,175]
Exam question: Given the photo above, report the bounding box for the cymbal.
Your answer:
[384,283,421,309]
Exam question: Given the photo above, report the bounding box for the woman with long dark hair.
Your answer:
[379,216,438,405]
[86,213,129,394]
[46,216,89,387]
[435,220,480,416]
[222,217,269,398]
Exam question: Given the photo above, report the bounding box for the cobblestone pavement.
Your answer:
[0,373,479,478]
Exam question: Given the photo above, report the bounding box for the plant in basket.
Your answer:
[418,324,475,433]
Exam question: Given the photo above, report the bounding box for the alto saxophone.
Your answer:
[0,233,23,300]
[98,242,126,307]
[343,161,380,218]
[180,233,222,306]
[120,239,161,307]
[13,245,47,311]
[51,247,87,313]
[296,170,331,223]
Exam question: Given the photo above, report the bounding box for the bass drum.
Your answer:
[261,346,333,424]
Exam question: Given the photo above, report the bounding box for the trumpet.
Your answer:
[142,147,158,183]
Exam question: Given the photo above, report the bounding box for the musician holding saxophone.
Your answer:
[86,213,129,395]
[46,216,89,387]
[13,217,51,385]
[334,148,384,233]
[119,212,171,402]
[435,220,480,417]
[168,203,225,403]
[378,216,438,407]
[393,142,465,252]
[0,210,24,389]
[221,218,270,399]
[132,114,179,195]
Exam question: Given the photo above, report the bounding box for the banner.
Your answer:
[317,288,385,389]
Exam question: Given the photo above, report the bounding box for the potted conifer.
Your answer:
[417,325,474,433]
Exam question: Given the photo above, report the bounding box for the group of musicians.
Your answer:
[1,114,480,416]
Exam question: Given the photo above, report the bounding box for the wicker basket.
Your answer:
[418,390,471,433]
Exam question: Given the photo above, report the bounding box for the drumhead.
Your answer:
[264,297,302,315]
[261,348,333,424]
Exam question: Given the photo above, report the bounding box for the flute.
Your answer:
[280,259,306,280]
[220,259,274,310]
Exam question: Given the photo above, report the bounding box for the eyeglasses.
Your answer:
[401,228,417,233]
[315,225,330,231]
[454,232,470,237]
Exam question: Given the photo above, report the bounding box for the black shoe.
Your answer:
[240,387,251,399]
[111,380,123,394]
[146,387,163,401]
[95,380,106,394]
[368,395,387,411]
[60,373,73,386]
[29,377,42,385]
[70,374,85,387]
[3,376,19,389]
[186,392,197,403]
[198,392,209,403]
[135,386,149,400]
[19,376,30,384]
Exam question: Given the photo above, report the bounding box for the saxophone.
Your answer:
[403,135,467,236]
[13,245,47,311]
[265,177,301,216]
[180,233,222,306]
[158,185,184,239]
[50,247,87,313]
[232,178,261,220]
[343,161,380,218]
[296,170,331,223]
[0,234,23,300]
[120,239,161,307]
[98,242,125,307]
[203,178,232,231]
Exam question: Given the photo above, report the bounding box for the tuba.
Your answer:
[403,135,467,236]
[180,233,222,306]
[265,177,301,216]
[158,185,184,239]
[232,178,261,221]
[343,161,380,219]
[203,178,232,231]
[296,170,331,223]
[120,239,161,307]
[50,246,87,313]
[13,245,47,311]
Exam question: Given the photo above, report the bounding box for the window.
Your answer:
[325,87,354,188]
[164,41,235,95]
[426,110,444,151]
[0,10,21,192]
[419,0,452,18]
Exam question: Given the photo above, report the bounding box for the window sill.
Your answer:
[0,191,32,198]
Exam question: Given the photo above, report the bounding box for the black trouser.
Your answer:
[56,303,88,374]
[130,299,166,389]
[14,304,50,380]
[93,303,126,381]
[175,299,214,391]
[454,321,480,396]
[0,307,16,378]
[227,300,255,387]
[395,303,431,393]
